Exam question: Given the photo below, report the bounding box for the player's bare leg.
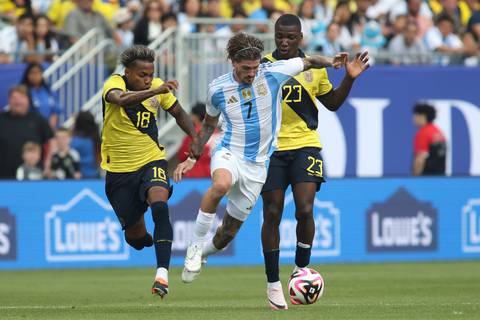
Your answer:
[292,182,317,269]
[261,189,288,310]
[183,169,232,283]
[148,186,172,298]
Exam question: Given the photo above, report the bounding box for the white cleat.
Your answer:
[182,243,203,283]
[267,284,288,310]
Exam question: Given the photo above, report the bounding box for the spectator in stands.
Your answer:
[133,0,164,45]
[467,9,480,43]
[0,85,53,180]
[351,0,372,34]
[389,0,433,37]
[230,9,248,33]
[62,0,119,45]
[32,0,54,14]
[314,0,333,23]
[430,0,471,32]
[0,0,33,21]
[177,102,212,178]
[332,0,360,51]
[178,0,202,33]
[297,0,316,48]
[161,11,178,30]
[70,111,100,179]
[20,62,61,129]
[412,103,446,176]
[218,0,244,18]
[33,14,59,63]
[0,13,35,63]
[249,0,277,21]
[16,141,43,180]
[385,14,407,45]
[360,20,385,63]
[113,7,135,51]
[313,22,343,55]
[424,13,467,64]
[388,21,428,64]
[51,127,81,179]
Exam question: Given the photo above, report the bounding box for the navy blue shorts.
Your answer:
[262,147,325,193]
[105,159,171,229]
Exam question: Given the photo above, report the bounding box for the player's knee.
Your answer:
[263,203,283,226]
[295,204,314,221]
[151,201,169,224]
[211,180,231,198]
[125,235,146,251]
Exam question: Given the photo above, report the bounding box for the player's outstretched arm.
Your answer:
[318,51,370,111]
[105,80,179,107]
[302,52,347,71]
[167,103,197,139]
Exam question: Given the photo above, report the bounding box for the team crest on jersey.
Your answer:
[255,83,268,96]
[241,88,252,100]
[303,71,313,82]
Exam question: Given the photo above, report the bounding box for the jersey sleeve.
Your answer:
[264,57,304,83]
[152,78,178,111]
[316,69,333,96]
[205,84,222,117]
[414,129,430,155]
[102,75,126,101]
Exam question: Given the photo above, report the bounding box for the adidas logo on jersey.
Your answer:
[227,96,239,105]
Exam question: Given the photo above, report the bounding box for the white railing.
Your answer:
[43,28,114,124]
[75,19,274,160]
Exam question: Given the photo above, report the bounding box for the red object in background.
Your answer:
[414,123,445,155]
[177,125,211,178]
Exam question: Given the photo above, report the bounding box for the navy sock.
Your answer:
[151,201,173,269]
[295,243,311,268]
[264,249,280,283]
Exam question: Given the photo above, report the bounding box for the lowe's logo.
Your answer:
[277,193,340,257]
[366,188,437,252]
[45,188,129,262]
[462,198,480,253]
[0,208,16,261]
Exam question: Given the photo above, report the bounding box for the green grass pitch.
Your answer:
[1,261,479,319]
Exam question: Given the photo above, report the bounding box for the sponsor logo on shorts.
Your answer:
[0,208,16,261]
[169,191,233,256]
[44,188,129,262]
[461,198,480,253]
[366,188,437,252]
[276,193,340,257]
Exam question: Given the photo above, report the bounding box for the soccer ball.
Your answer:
[288,267,324,305]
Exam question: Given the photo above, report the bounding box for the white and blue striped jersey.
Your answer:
[206,57,304,163]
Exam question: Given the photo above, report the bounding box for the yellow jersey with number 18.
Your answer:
[101,74,177,173]
[261,50,333,151]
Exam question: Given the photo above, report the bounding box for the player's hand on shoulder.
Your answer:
[173,157,196,182]
[155,80,179,94]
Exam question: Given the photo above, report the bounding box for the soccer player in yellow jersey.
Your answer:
[102,45,197,298]
[260,14,370,309]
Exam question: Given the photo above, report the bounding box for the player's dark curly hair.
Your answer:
[226,32,264,62]
[120,45,155,68]
[413,103,436,123]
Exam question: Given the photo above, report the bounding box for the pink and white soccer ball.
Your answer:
[288,267,325,305]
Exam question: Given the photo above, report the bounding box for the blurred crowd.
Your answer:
[0,0,478,65]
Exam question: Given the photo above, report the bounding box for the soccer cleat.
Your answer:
[151,278,169,298]
[267,284,288,310]
[182,243,203,283]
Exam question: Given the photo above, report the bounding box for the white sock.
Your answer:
[202,238,220,257]
[192,209,216,244]
[155,267,168,282]
[267,281,282,289]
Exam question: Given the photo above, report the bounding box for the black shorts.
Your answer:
[262,147,325,194]
[105,159,170,229]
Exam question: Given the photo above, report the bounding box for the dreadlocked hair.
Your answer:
[226,32,264,62]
